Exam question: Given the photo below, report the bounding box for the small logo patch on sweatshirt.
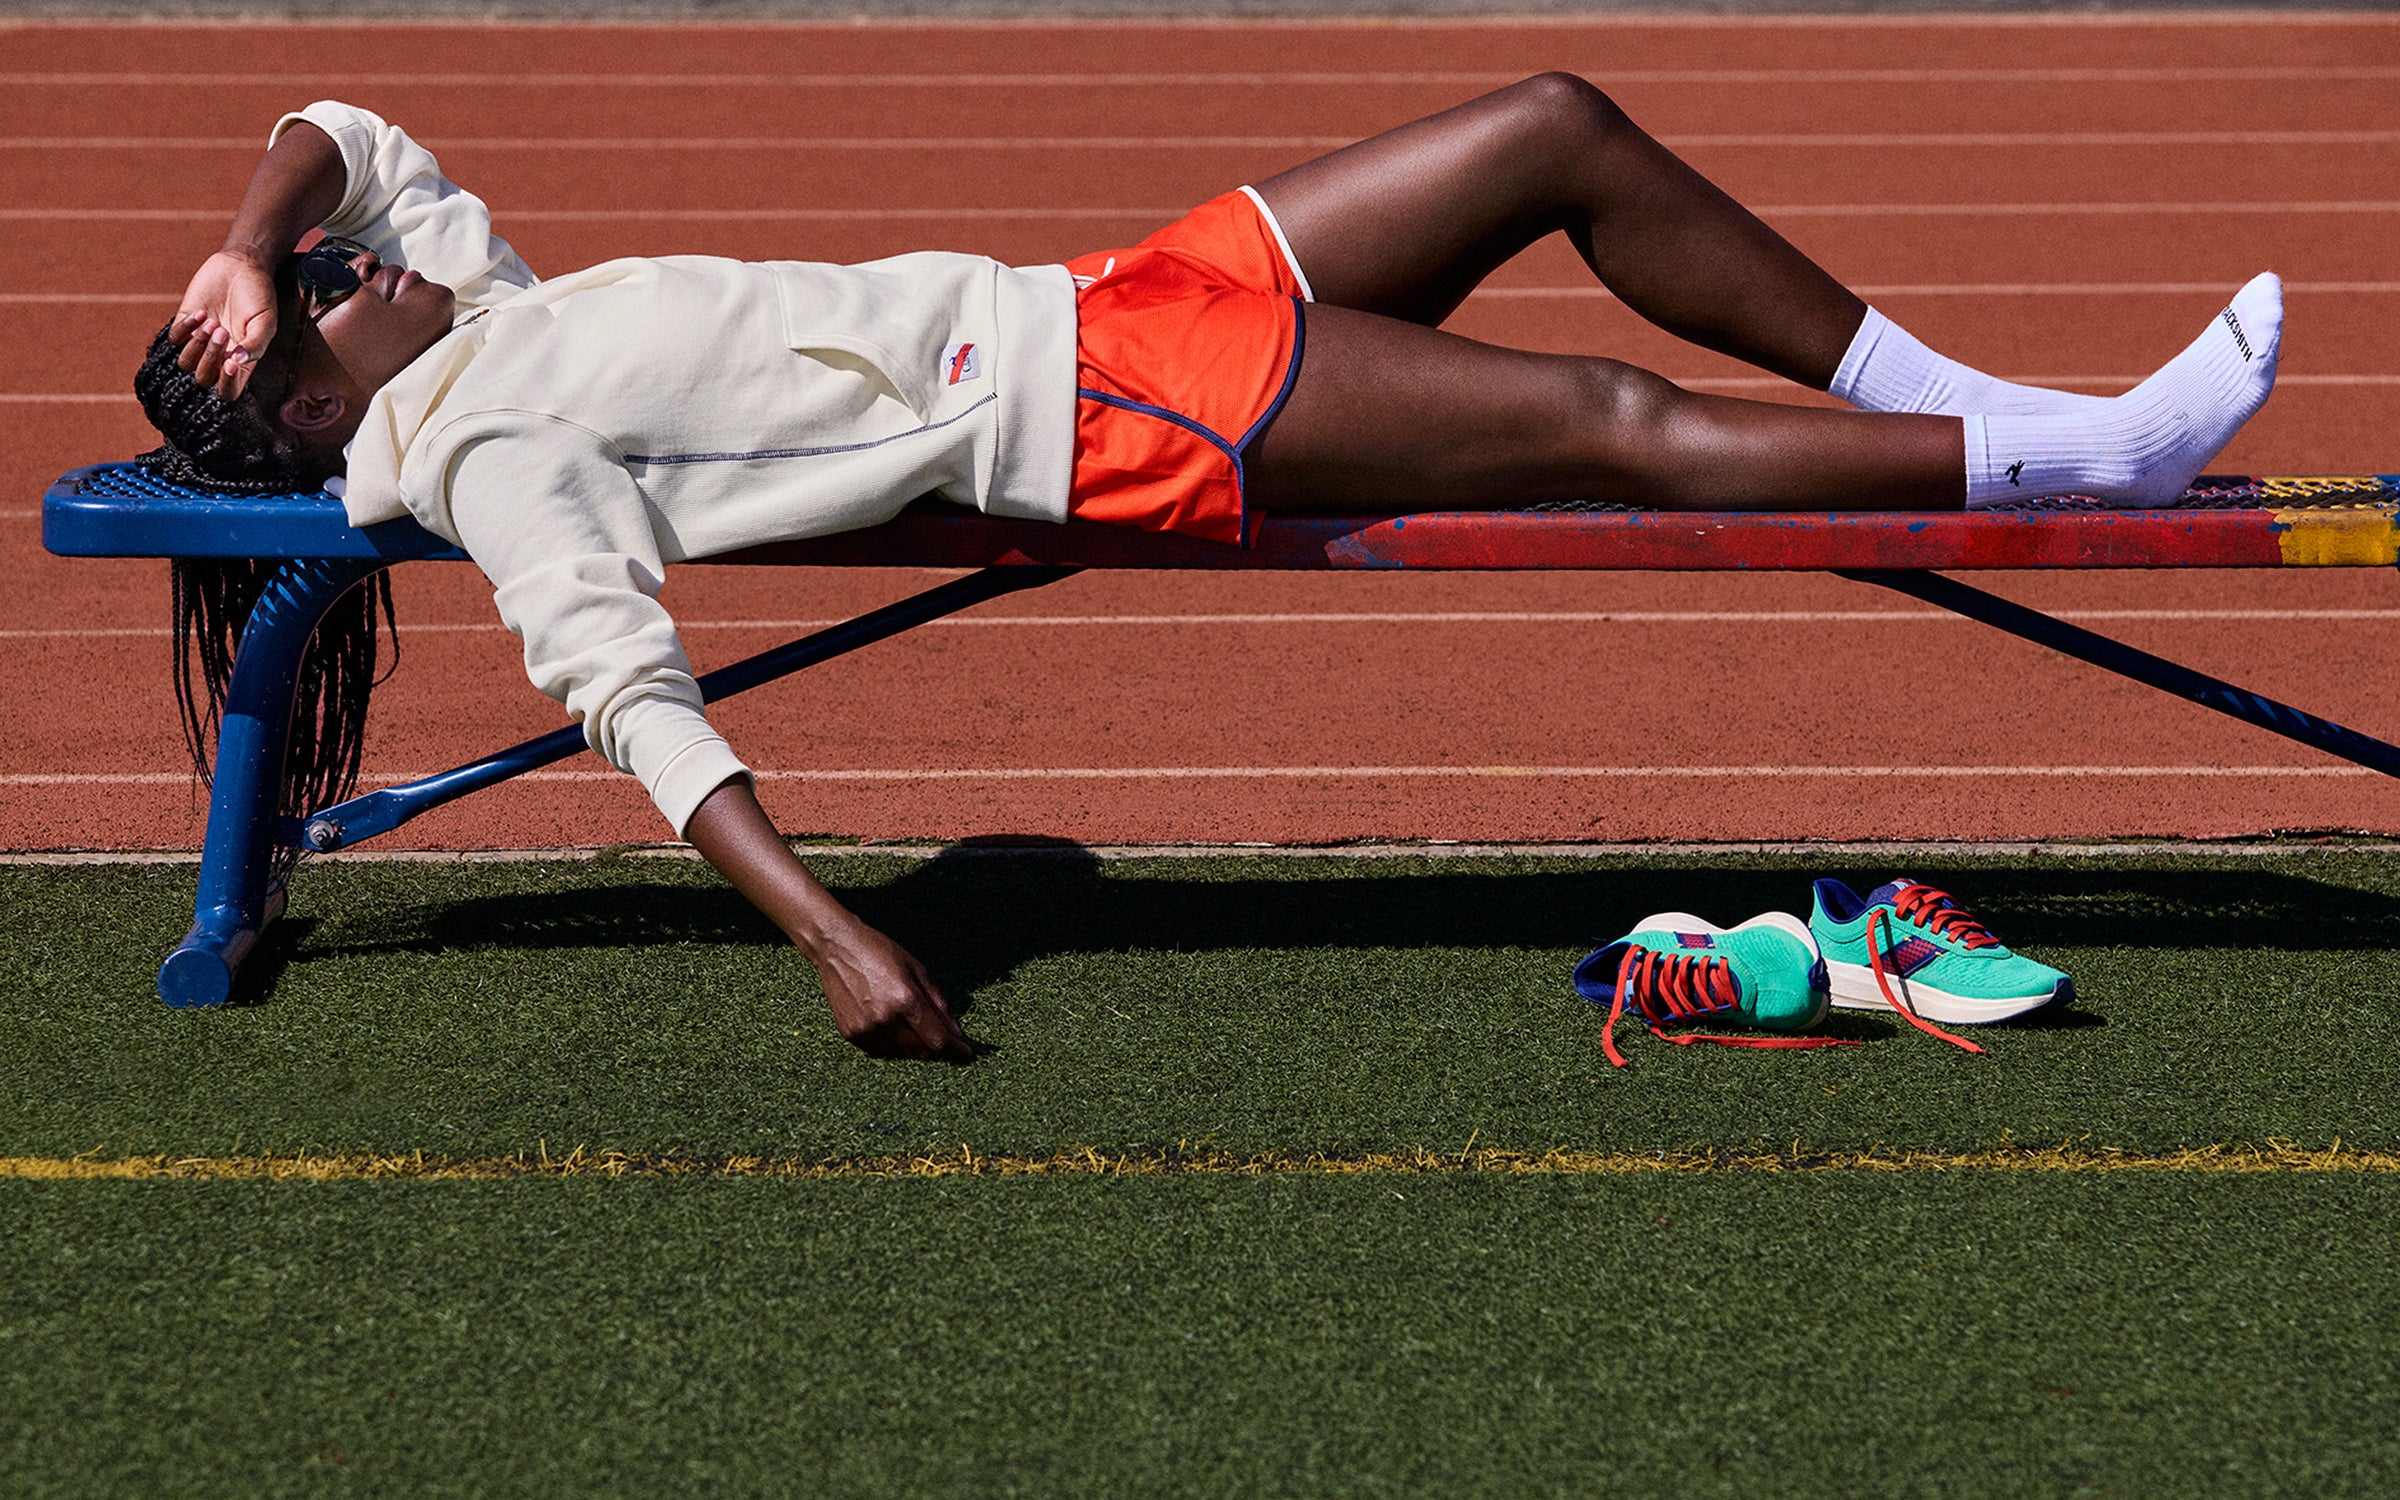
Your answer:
[942,341,982,385]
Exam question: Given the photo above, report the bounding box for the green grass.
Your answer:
[10,850,2400,1158]
[7,1174,2398,1497]
[8,850,2400,1495]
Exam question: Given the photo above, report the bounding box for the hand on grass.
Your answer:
[170,250,280,401]
[679,776,972,1063]
[806,915,973,1063]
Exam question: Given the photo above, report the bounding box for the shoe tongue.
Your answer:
[1867,878,1916,906]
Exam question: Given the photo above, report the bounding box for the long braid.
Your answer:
[138,321,398,875]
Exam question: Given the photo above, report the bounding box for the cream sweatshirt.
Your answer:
[276,101,1080,834]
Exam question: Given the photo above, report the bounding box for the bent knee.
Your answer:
[1572,357,1678,434]
[1498,71,1631,141]
[1564,359,1711,502]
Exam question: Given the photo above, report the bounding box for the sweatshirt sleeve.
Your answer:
[268,100,539,312]
[440,418,752,838]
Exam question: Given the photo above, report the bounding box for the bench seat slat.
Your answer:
[42,463,2400,571]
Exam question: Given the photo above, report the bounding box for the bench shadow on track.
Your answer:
[272,847,2400,1024]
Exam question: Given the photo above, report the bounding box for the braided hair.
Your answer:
[134,318,397,875]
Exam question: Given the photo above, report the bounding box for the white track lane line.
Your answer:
[19,282,2399,307]
[10,374,2395,404]
[4,765,2383,788]
[9,609,2400,639]
[15,130,2400,149]
[1764,202,2400,216]
[1,65,2394,87]
[0,206,1185,222]
[14,202,2400,224]
[1675,374,2400,390]
[3,6,2355,18]
[1466,282,2400,298]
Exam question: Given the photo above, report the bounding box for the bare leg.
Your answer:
[1247,306,1963,513]
[1254,73,1865,389]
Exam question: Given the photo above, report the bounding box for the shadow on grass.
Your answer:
[223,914,321,1008]
[295,847,2400,1007]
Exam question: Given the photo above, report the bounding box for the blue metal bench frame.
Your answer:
[41,461,2400,1007]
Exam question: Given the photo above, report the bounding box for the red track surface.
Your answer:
[6,15,2399,849]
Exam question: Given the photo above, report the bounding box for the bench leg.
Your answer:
[159,557,393,1008]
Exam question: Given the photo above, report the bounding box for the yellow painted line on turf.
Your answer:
[6,1143,2397,1182]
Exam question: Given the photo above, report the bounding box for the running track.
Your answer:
[5,14,2398,850]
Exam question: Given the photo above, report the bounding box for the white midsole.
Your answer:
[1824,957,2064,1024]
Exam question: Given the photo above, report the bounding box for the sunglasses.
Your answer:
[239,236,378,410]
[293,235,378,320]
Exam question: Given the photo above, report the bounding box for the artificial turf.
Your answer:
[7,849,2400,1159]
[8,849,2400,1495]
[6,1174,2398,1497]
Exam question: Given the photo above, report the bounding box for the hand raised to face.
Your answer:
[168,249,281,402]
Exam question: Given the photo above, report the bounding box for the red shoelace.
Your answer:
[1603,943,1857,1069]
[1866,906,1987,1056]
[1889,883,2000,949]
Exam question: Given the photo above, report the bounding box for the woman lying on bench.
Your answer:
[137,79,2281,1060]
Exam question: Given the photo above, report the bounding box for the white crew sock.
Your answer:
[1832,306,2104,417]
[1964,272,2283,509]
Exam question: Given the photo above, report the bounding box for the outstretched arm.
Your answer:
[683,776,972,1062]
[171,119,346,400]
[440,439,964,1054]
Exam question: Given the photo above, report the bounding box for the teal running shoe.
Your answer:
[1572,912,1843,1068]
[1810,878,2073,1026]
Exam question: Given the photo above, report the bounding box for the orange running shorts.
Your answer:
[1063,186,1312,546]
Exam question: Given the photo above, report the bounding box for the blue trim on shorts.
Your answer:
[1231,296,1309,546]
[1074,294,1306,548]
[1234,298,1308,459]
[1074,388,1241,465]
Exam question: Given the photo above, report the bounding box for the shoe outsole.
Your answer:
[1825,962,2075,1025]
